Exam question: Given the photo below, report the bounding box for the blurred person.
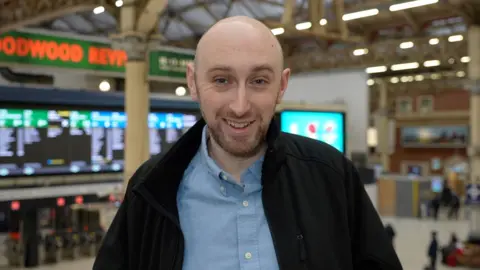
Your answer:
[448,194,460,220]
[93,16,402,270]
[427,231,439,270]
[431,195,440,220]
[384,223,396,248]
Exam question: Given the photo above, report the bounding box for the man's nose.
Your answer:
[229,86,251,116]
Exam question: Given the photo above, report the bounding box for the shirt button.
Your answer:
[220,172,227,181]
[244,252,252,260]
[242,200,249,207]
[220,186,225,192]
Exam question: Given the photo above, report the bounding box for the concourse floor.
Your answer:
[1,218,471,270]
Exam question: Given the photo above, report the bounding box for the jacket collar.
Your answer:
[132,117,286,219]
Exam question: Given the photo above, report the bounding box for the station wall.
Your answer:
[284,70,369,157]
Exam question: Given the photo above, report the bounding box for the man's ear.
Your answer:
[186,62,198,101]
[277,68,291,104]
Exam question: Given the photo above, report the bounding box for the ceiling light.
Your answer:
[295,22,312,30]
[448,35,463,42]
[99,80,110,92]
[429,38,439,45]
[353,48,369,56]
[423,60,440,67]
[367,79,375,86]
[430,73,441,80]
[366,66,387,74]
[461,56,470,63]
[389,0,439,11]
[175,86,187,96]
[271,28,284,35]
[93,6,105,14]
[319,19,328,25]
[391,62,419,71]
[448,58,455,64]
[115,0,123,7]
[342,9,379,21]
[399,41,414,49]
[415,75,424,81]
[400,76,410,83]
[456,71,466,77]
[390,77,399,84]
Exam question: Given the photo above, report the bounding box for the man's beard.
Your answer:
[207,118,268,158]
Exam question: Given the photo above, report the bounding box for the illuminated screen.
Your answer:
[0,108,199,177]
[280,110,345,153]
[431,177,444,193]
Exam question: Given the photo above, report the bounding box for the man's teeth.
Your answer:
[226,120,253,128]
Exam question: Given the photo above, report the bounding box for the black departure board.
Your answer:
[0,108,198,177]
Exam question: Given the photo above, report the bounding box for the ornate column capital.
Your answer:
[110,32,163,61]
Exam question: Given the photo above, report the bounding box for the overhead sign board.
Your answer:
[0,30,194,82]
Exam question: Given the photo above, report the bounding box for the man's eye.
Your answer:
[214,78,228,84]
[253,79,266,84]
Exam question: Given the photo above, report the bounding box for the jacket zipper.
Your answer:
[297,233,308,269]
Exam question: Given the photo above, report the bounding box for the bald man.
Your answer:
[93,17,402,270]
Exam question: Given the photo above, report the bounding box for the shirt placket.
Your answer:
[237,185,261,270]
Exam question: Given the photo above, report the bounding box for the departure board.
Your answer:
[0,108,199,177]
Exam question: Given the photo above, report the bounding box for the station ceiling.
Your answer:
[0,0,479,100]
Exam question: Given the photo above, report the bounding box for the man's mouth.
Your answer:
[224,119,255,129]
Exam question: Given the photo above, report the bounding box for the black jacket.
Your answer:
[93,119,402,270]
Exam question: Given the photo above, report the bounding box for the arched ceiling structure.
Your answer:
[0,0,479,100]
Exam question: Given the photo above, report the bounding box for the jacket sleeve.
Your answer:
[346,164,403,270]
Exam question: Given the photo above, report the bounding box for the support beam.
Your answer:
[333,0,349,38]
[286,33,467,72]
[0,0,118,33]
[137,0,168,34]
[467,24,480,237]
[265,20,365,42]
[402,11,420,33]
[281,0,296,25]
[309,0,325,34]
[111,0,166,190]
[375,81,390,172]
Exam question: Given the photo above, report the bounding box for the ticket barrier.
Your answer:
[79,232,96,257]
[4,237,24,267]
[95,230,105,254]
[44,234,62,264]
[60,232,80,260]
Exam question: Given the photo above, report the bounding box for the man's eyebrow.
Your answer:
[207,65,232,73]
[206,64,275,74]
[251,64,275,73]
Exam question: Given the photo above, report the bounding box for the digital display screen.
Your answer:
[280,110,345,153]
[431,177,444,193]
[0,108,199,177]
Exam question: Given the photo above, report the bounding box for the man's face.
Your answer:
[187,26,290,158]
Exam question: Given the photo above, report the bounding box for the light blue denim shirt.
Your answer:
[177,126,279,270]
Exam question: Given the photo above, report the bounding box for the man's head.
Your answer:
[186,16,290,158]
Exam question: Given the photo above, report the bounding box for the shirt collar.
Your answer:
[200,125,263,182]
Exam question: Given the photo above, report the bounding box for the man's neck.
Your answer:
[208,136,266,182]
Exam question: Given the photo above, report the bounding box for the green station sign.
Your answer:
[0,31,194,82]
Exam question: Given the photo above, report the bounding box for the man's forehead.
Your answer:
[195,16,283,70]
